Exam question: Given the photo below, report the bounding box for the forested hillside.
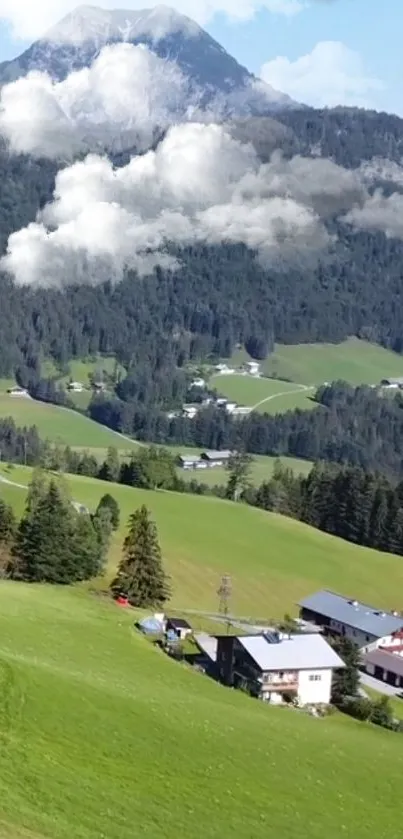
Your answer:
[1,108,403,409]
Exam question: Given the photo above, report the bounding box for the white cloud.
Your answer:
[261,41,384,109]
[1,122,343,288]
[343,192,403,240]
[0,0,305,41]
[0,43,196,158]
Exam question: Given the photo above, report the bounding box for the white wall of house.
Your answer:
[298,669,333,705]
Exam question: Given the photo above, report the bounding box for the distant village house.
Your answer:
[7,386,29,398]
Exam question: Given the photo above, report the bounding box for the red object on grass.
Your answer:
[116,595,129,607]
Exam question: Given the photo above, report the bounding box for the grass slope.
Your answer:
[0,397,140,451]
[210,374,315,413]
[2,464,403,618]
[0,583,402,839]
[178,453,312,487]
[230,338,403,386]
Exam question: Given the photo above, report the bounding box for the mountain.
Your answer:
[0,4,294,113]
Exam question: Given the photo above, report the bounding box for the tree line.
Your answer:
[89,382,403,481]
[0,472,118,583]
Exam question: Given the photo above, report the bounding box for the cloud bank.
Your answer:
[261,41,384,110]
[2,122,357,288]
[0,43,196,158]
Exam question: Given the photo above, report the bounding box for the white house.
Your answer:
[190,378,206,389]
[67,381,84,393]
[224,402,237,414]
[245,361,260,376]
[216,631,344,706]
[182,405,198,419]
[7,386,29,398]
[298,590,403,651]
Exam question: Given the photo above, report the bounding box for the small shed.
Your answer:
[166,617,193,640]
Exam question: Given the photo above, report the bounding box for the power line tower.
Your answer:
[217,574,232,626]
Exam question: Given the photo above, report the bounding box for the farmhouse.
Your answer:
[363,648,403,689]
[178,454,205,470]
[183,405,199,419]
[166,617,193,640]
[7,386,29,398]
[245,361,260,376]
[216,631,344,706]
[67,381,84,393]
[190,378,205,389]
[298,590,403,650]
[201,450,232,467]
[380,377,403,388]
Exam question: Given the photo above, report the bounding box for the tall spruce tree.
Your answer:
[111,505,170,607]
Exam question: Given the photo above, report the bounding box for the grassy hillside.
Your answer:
[229,338,403,386]
[178,452,313,487]
[0,395,141,451]
[2,464,403,618]
[0,583,402,839]
[210,374,315,413]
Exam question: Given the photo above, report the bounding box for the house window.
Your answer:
[308,674,322,682]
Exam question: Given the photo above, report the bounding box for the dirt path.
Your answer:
[251,383,315,411]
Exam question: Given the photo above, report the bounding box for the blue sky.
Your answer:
[0,0,400,115]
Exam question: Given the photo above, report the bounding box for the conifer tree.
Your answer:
[111,505,170,607]
[96,494,120,530]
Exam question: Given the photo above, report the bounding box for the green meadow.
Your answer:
[0,395,140,451]
[1,464,403,618]
[0,583,402,839]
[210,374,315,413]
[229,338,403,386]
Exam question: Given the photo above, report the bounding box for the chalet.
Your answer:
[182,405,198,419]
[190,378,206,389]
[245,361,260,376]
[363,648,403,690]
[224,402,237,414]
[380,377,403,388]
[298,590,403,650]
[67,381,84,393]
[201,450,232,467]
[165,617,193,640]
[216,631,344,706]
[7,386,29,398]
[178,454,205,470]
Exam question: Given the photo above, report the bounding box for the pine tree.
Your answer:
[96,494,120,530]
[111,505,170,607]
[225,452,253,501]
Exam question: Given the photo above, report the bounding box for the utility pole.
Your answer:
[217,574,232,633]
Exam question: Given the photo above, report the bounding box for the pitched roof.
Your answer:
[201,450,232,460]
[239,633,344,672]
[166,617,192,630]
[298,590,403,638]
[365,648,403,679]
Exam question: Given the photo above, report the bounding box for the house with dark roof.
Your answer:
[363,648,403,690]
[201,450,232,467]
[298,590,403,650]
[216,631,344,706]
[165,617,193,640]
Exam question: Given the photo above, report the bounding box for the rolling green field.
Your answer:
[229,338,403,386]
[210,374,316,413]
[0,396,141,451]
[2,464,403,618]
[0,583,402,839]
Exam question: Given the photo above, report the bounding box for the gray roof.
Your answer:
[365,648,403,679]
[179,454,201,463]
[239,633,344,672]
[299,590,403,638]
[202,450,232,460]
